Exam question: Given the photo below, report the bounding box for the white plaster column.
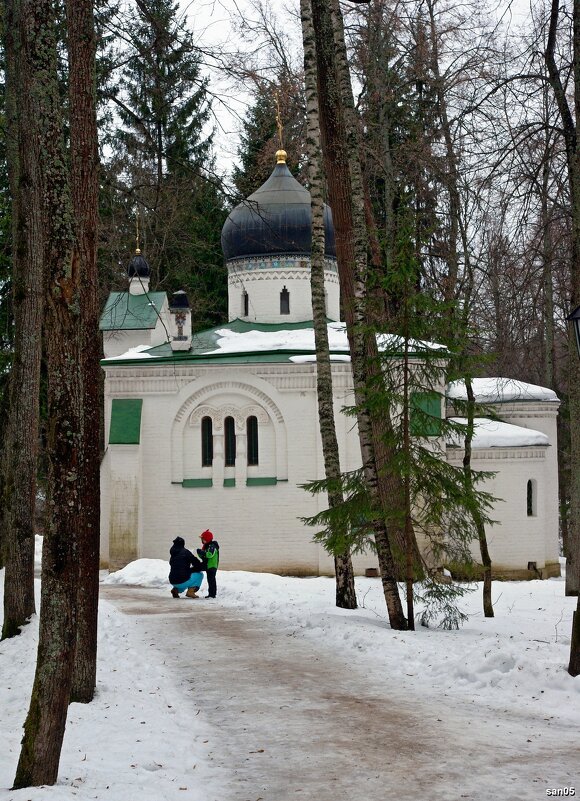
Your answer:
[213,433,225,487]
[235,423,247,485]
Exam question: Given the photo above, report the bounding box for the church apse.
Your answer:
[171,380,288,488]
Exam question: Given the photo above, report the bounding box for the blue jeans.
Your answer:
[172,572,204,592]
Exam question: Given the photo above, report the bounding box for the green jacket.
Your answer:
[198,541,219,570]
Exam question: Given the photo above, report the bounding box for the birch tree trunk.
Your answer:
[1,0,43,640]
[545,0,580,600]
[300,0,357,610]
[13,0,82,786]
[66,0,101,704]
[464,379,493,617]
[310,0,408,630]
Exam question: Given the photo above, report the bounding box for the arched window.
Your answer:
[247,415,259,465]
[243,290,249,317]
[225,416,236,466]
[280,286,290,315]
[201,416,213,467]
[527,479,536,517]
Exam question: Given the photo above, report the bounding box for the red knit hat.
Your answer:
[200,529,213,543]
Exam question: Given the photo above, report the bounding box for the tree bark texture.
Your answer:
[464,379,494,617]
[569,597,580,676]
[1,0,43,640]
[13,0,82,787]
[310,0,408,629]
[546,0,580,599]
[567,0,580,600]
[300,0,357,611]
[66,0,101,704]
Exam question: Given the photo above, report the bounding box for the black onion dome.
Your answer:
[221,160,336,261]
[127,251,150,278]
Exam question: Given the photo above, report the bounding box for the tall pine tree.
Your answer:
[104,0,227,329]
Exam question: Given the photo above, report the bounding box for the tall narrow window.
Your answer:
[280,286,290,315]
[225,416,236,466]
[201,416,213,467]
[247,415,259,465]
[243,290,249,316]
[527,479,535,517]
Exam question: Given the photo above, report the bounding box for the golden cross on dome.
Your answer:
[275,93,284,149]
[135,208,141,255]
[275,93,287,164]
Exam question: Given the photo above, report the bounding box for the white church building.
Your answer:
[99,151,561,580]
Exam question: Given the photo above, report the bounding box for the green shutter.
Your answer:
[109,399,143,444]
[410,392,442,437]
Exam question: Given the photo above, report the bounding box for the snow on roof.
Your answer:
[203,322,446,356]
[104,345,154,361]
[289,354,351,364]
[446,418,549,449]
[447,378,558,404]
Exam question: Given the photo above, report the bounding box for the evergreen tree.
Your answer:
[104,0,227,329]
[232,74,306,199]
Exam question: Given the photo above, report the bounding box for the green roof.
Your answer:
[101,318,331,366]
[101,317,445,367]
[99,291,167,331]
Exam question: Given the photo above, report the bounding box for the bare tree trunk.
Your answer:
[425,0,460,320]
[464,379,494,617]
[13,0,81,787]
[66,0,101,704]
[310,0,408,630]
[1,0,43,640]
[541,156,555,388]
[300,0,356,610]
[546,0,580,599]
[569,597,580,676]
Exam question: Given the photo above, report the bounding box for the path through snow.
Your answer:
[101,584,577,801]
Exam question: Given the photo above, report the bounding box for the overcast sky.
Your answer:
[179,0,301,178]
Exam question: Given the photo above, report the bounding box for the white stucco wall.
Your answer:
[101,359,559,578]
[227,257,341,323]
[101,361,378,575]
[446,445,559,576]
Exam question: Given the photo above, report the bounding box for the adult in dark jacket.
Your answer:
[169,537,204,598]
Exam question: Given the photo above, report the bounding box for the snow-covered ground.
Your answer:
[1,548,578,800]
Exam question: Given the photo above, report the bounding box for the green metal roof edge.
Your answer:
[101,348,350,367]
[100,317,446,366]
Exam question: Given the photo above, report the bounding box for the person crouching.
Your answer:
[169,536,204,598]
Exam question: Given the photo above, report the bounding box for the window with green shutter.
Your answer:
[410,392,442,437]
[109,399,143,444]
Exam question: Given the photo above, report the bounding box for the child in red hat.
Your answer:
[197,529,220,598]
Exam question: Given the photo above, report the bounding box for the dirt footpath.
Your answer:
[100,584,577,801]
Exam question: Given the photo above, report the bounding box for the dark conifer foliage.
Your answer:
[232,75,306,199]
[103,0,227,330]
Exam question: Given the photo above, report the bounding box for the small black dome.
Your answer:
[221,160,336,261]
[127,251,150,278]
